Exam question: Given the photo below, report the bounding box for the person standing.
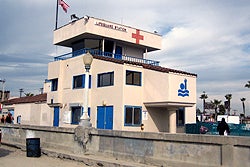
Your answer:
[1,115,5,123]
[0,129,2,145]
[217,118,230,135]
[5,113,12,124]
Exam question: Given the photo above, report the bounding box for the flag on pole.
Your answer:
[59,0,70,13]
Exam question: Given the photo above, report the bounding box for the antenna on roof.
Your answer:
[39,88,44,94]
[83,15,89,21]
[19,88,24,98]
[83,15,89,24]
[70,14,79,22]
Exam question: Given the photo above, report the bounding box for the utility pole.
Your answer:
[0,79,5,102]
[39,88,44,94]
[19,88,24,97]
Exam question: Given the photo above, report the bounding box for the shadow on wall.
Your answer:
[146,107,169,132]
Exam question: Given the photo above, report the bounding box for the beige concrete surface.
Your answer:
[0,144,89,167]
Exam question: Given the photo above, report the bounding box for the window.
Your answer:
[73,74,91,89]
[71,107,91,124]
[51,78,58,91]
[72,39,102,57]
[126,70,141,86]
[104,40,114,53]
[97,72,114,87]
[73,75,83,88]
[71,107,81,124]
[72,40,84,57]
[124,106,142,126]
[176,107,185,126]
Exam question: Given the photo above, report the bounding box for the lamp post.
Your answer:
[80,52,93,127]
[0,79,5,102]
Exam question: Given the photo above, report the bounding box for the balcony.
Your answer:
[54,48,160,66]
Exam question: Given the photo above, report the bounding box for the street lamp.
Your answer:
[80,52,93,127]
[0,79,5,102]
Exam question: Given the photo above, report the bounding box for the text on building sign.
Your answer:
[95,21,127,32]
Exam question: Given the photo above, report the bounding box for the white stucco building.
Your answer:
[1,94,51,126]
[45,16,197,133]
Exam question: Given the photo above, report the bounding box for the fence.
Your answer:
[186,122,250,136]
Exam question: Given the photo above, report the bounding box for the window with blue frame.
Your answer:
[71,107,81,124]
[71,106,91,124]
[73,75,83,88]
[73,74,91,89]
[126,70,141,86]
[176,107,185,126]
[124,106,142,126]
[97,71,114,87]
[51,78,58,91]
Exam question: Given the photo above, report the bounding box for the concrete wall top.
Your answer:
[0,124,75,133]
[90,128,250,146]
[1,125,250,167]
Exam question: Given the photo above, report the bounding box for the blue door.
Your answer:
[97,106,113,130]
[114,46,122,59]
[53,106,59,127]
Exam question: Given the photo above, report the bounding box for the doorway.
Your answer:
[115,45,122,59]
[97,106,113,130]
[53,106,59,127]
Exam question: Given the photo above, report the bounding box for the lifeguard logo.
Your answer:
[178,79,189,97]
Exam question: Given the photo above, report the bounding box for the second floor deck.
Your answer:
[54,48,160,66]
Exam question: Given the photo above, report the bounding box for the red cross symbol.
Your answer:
[132,29,144,44]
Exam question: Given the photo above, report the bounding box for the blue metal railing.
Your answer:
[186,122,250,136]
[54,48,160,66]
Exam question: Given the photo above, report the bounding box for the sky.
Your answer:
[0,0,250,115]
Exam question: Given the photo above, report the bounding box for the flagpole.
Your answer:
[55,0,59,30]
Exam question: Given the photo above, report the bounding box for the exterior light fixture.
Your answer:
[82,52,93,72]
[80,52,93,127]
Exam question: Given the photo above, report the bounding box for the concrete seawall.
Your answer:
[1,124,249,167]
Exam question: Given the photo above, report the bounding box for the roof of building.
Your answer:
[2,93,47,105]
[93,55,197,77]
[54,16,162,52]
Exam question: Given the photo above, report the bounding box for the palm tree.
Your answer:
[218,104,226,115]
[245,81,250,88]
[240,98,246,117]
[200,91,208,120]
[211,99,222,121]
[225,94,232,115]
[25,93,34,97]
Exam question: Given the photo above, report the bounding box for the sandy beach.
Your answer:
[0,144,89,167]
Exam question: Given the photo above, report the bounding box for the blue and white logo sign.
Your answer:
[178,79,189,97]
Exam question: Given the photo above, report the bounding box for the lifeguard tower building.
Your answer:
[46,16,197,133]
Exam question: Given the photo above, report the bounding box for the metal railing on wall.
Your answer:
[54,48,160,66]
[186,122,250,136]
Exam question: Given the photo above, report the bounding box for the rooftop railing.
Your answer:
[54,48,160,66]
